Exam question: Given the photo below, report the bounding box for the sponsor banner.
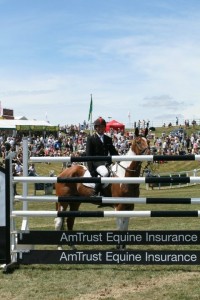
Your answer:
[0,169,6,263]
[18,250,200,265]
[18,230,200,245]
[0,227,6,262]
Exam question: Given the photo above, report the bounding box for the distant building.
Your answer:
[2,108,14,120]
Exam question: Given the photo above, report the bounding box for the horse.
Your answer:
[54,127,150,249]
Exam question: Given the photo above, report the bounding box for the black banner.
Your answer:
[17,230,200,245]
[18,250,200,265]
[0,165,9,265]
[0,227,6,263]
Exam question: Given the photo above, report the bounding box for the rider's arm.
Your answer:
[86,136,96,176]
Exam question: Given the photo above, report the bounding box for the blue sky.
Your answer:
[0,0,200,127]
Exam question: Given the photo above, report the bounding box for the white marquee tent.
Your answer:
[0,119,58,131]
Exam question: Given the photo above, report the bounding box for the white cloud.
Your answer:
[0,0,200,126]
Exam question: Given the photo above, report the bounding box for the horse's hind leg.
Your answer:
[66,203,81,250]
[54,203,66,230]
[54,203,68,250]
[66,203,81,230]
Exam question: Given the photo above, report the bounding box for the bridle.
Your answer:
[134,137,150,155]
[113,136,150,174]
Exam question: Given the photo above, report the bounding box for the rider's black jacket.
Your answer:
[86,133,118,176]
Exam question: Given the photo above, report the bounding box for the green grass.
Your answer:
[2,128,200,300]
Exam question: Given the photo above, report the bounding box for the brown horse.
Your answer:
[55,128,150,248]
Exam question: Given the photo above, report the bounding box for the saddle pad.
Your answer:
[82,170,108,189]
[82,170,95,188]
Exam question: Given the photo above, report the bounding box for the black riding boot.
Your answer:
[94,182,102,196]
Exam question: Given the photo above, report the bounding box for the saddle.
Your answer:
[82,165,112,190]
[82,165,113,207]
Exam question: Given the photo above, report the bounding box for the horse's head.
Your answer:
[131,127,150,155]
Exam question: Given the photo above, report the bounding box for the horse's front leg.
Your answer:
[115,204,134,250]
[116,216,130,250]
[116,216,130,231]
[115,204,131,231]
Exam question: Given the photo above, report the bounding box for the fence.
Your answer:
[1,138,200,272]
[146,169,200,190]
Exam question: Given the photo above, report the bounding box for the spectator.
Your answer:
[28,163,37,176]
[14,160,23,176]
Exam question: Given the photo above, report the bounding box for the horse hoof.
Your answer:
[70,245,77,251]
[116,245,126,250]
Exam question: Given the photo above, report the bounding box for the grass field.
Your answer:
[1,125,200,300]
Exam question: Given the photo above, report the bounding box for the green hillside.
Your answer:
[144,124,200,175]
[148,124,200,138]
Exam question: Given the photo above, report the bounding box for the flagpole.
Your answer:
[88,94,93,135]
[90,94,93,135]
[128,111,131,128]
[90,112,93,135]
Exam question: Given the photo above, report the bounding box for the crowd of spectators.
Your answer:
[1,123,200,173]
[1,121,199,196]
[0,127,130,166]
[153,128,200,155]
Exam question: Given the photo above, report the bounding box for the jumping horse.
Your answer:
[55,127,150,249]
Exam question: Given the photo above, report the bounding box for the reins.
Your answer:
[115,161,141,173]
[114,139,149,174]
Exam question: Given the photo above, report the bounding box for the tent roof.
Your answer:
[106,119,124,126]
[15,116,28,120]
[106,119,125,132]
[0,119,58,131]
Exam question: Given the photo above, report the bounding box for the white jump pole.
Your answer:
[13,176,200,184]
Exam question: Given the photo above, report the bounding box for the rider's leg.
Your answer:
[95,165,109,194]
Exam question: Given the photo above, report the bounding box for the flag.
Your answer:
[88,95,93,121]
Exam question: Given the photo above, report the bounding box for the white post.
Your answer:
[21,138,29,231]
[18,138,34,251]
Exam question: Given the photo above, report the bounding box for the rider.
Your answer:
[86,116,118,195]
